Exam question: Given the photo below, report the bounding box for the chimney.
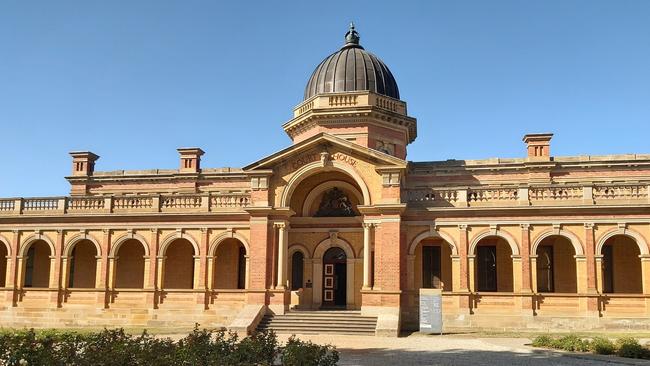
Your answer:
[177,148,204,173]
[523,133,553,160]
[69,151,99,176]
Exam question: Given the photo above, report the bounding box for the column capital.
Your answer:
[458,224,468,231]
[584,222,595,229]
[274,222,287,229]
[519,223,530,230]
[362,222,375,229]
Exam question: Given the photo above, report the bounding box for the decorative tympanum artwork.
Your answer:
[314,187,356,217]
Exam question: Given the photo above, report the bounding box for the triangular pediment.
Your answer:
[243,133,406,172]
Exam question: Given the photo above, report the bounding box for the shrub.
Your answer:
[616,337,646,359]
[531,335,553,348]
[281,336,339,366]
[0,326,338,366]
[551,334,590,352]
[589,337,615,355]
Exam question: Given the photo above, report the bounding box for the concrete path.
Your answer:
[276,334,648,366]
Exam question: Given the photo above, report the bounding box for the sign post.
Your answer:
[419,288,443,334]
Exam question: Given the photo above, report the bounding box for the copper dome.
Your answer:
[304,24,400,101]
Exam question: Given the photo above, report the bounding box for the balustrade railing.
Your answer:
[67,197,105,211]
[529,187,582,201]
[0,199,15,212]
[161,195,202,210]
[211,194,250,208]
[407,183,650,208]
[467,188,518,203]
[23,198,59,211]
[113,196,153,210]
[594,185,648,201]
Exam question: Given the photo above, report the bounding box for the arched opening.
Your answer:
[115,239,145,289]
[415,238,453,291]
[535,236,577,293]
[601,235,642,294]
[23,240,51,288]
[474,237,513,292]
[289,172,364,217]
[68,239,98,288]
[163,239,195,289]
[290,251,305,290]
[0,242,7,287]
[322,247,347,307]
[213,238,246,289]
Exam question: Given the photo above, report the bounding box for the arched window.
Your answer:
[291,251,304,290]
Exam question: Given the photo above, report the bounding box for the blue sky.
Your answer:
[1,1,649,197]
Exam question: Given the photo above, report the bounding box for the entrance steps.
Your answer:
[256,310,377,336]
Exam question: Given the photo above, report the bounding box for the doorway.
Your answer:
[322,247,347,307]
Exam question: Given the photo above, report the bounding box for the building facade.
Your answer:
[0,26,649,335]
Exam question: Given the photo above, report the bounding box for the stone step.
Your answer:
[256,311,378,336]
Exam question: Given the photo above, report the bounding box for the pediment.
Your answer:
[243,133,406,173]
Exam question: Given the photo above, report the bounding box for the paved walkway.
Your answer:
[276,334,648,366]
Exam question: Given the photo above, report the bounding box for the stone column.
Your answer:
[94,256,102,288]
[146,229,159,290]
[530,256,538,293]
[206,256,214,290]
[346,258,355,307]
[192,256,201,289]
[313,258,323,307]
[519,224,533,314]
[362,223,373,290]
[244,255,251,289]
[641,255,650,316]
[275,222,288,289]
[584,223,599,314]
[458,225,469,291]
[468,255,476,293]
[595,255,604,293]
[51,230,64,307]
[156,256,165,290]
[197,228,209,290]
[451,255,461,292]
[98,229,111,307]
[48,256,58,289]
[6,231,19,305]
[60,256,70,290]
[107,256,116,289]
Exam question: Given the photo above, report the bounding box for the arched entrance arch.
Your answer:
[20,234,56,288]
[469,230,519,293]
[408,229,458,292]
[312,236,356,308]
[597,231,645,294]
[63,233,101,289]
[280,160,371,208]
[209,231,250,290]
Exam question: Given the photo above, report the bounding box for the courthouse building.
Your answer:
[0,25,649,336]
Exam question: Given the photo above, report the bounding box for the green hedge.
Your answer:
[532,334,649,360]
[0,326,339,366]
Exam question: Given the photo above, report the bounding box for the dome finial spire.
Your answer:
[344,22,360,46]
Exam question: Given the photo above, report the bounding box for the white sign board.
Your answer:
[419,288,443,334]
